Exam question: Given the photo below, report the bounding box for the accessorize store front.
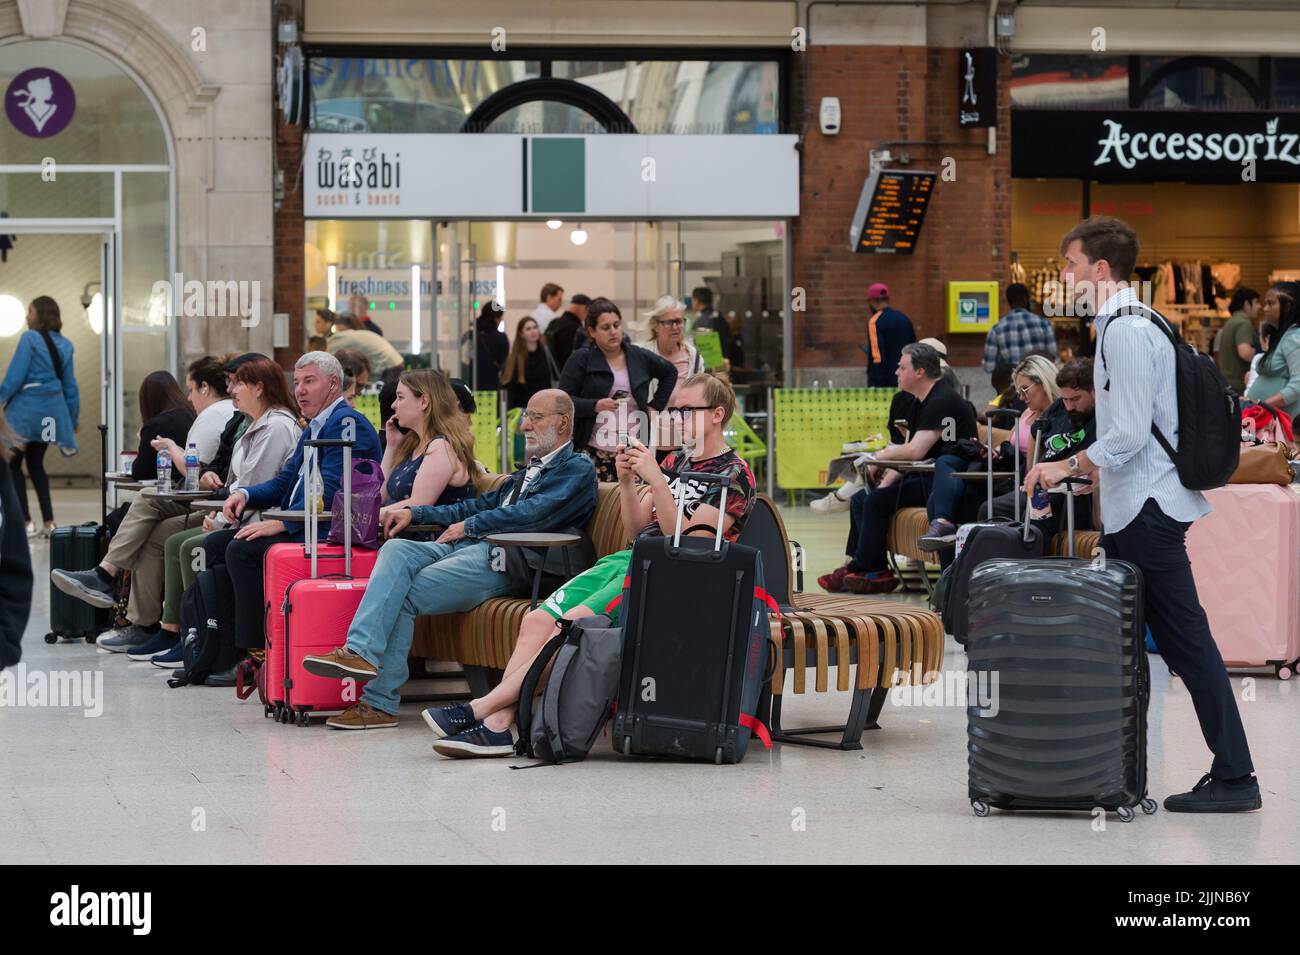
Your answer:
[296,49,798,385]
[1009,53,1300,356]
[0,36,173,473]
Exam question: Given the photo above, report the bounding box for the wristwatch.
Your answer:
[1067,454,1081,475]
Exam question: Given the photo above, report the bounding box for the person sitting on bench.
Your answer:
[419,372,756,758]
[301,389,598,731]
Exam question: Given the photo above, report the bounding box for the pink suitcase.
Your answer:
[262,542,377,721]
[1186,483,1300,679]
[259,437,379,722]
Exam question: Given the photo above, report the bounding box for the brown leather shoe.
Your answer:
[325,702,397,730]
[302,646,378,681]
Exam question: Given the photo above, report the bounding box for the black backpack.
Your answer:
[1101,303,1240,491]
[168,565,237,687]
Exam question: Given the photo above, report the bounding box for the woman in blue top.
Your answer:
[0,296,79,537]
[378,369,478,535]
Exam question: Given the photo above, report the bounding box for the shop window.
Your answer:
[307,56,780,134]
[308,58,541,133]
[1138,56,1263,110]
[1274,58,1300,110]
[0,39,168,164]
[1010,54,1128,108]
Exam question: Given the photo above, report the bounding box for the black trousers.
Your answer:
[10,441,52,523]
[204,528,295,650]
[845,473,931,573]
[1103,498,1254,781]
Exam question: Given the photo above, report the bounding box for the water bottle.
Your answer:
[184,442,200,492]
[155,448,172,487]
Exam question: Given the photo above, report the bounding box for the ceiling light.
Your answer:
[546,220,563,230]
[569,229,588,246]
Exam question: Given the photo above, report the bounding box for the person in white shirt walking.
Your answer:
[1026,216,1259,814]
[530,282,565,334]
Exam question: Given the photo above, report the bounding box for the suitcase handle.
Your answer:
[986,407,1022,514]
[672,471,731,551]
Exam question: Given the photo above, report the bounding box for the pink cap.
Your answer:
[868,282,890,299]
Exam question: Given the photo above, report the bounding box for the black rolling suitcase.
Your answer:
[45,426,113,643]
[611,471,777,765]
[943,408,1045,645]
[965,477,1157,822]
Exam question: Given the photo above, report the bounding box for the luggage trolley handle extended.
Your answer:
[1057,475,1092,558]
[1021,430,1044,545]
[672,471,731,551]
[303,437,354,578]
[986,407,1023,523]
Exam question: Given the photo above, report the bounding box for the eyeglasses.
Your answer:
[523,410,567,423]
[658,319,684,328]
[666,405,716,419]
[1015,380,1038,397]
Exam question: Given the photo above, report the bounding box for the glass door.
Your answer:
[100,230,120,465]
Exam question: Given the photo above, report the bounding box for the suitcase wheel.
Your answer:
[1275,663,1294,681]
[714,747,723,766]
[1140,798,1158,816]
[263,704,273,719]
[296,711,310,727]
[1115,805,1135,823]
[971,800,990,818]
[621,736,632,756]
[44,632,57,645]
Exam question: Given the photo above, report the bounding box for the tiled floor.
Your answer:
[2,489,1295,864]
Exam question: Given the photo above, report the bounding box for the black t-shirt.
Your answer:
[906,379,977,459]
[887,390,916,444]
[1031,397,1097,462]
[131,406,197,480]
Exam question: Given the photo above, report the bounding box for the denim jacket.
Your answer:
[409,441,598,538]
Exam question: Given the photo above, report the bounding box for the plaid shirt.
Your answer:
[982,309,1058,372]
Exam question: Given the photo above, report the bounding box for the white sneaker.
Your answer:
[810,492,851,514]
[25,521,38,538]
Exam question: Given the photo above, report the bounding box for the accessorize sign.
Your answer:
[1012,110,1300,182]
[304,133,799,218]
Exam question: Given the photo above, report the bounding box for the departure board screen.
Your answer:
[849,170,936,254]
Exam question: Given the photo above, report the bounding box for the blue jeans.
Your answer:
[927,454,973,524]
[346,538,512,715]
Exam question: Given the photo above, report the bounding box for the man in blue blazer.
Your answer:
[202,352,380,683]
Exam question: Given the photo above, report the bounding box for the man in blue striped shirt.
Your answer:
[1026,216,1259,814]
[981,283,1057,373]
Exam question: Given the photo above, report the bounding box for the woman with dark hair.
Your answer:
[556,297,677,481]
[148,357,303,665]
[147,357,235,473]
[1245,281,1300,421]
[0,409,33,670]
[502,315,560,410]
[0,295,79,536]
[471,302,510,392]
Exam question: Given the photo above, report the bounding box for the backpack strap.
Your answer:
[513,622,569,758]
[1098,300,1182,461]
[37,329,64,381]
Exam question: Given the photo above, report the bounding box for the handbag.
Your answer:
[326,458,384,549]
[1228,442,1292,486]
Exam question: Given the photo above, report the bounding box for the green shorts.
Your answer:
[542,549,633,623]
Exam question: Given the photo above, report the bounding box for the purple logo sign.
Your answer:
[6,67,76,138]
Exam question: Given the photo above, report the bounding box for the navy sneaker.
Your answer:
[51,567,117,609]
[917,519,957,553]
[432,721,516,758]
[127,631,180,661]
[421,702,477,739]
[1164,773,1262,813]
[150,642,186,669]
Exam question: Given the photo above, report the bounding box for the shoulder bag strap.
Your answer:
[38,329,64,381]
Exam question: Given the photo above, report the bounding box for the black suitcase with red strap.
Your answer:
[611,471,778,764]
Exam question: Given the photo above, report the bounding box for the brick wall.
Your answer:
[791,44,1012,379]
[274,116,305,369]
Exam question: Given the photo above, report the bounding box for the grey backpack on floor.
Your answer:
[515,615,622,764]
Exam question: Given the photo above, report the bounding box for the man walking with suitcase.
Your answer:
[1025,216,1260,813]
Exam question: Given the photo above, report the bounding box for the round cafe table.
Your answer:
[485,532,585,611]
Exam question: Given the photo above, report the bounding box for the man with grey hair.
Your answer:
[198,350,381,684]
[819,340,977,594]
[302,388,599,730]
